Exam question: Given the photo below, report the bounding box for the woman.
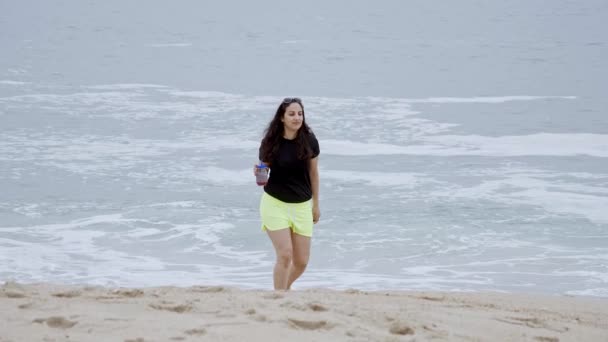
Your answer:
[256,97,320,291]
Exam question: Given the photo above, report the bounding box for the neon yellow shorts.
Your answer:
[259,192,313,237]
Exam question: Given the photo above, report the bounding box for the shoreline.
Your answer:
[2,281,607,341]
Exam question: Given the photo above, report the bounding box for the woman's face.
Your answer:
[281,102,304,133]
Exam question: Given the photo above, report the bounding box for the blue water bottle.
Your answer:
[255,161,268,186]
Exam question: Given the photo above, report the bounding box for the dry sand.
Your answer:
[1,281,606,342]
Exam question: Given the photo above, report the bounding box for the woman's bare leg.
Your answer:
[287,231,311,290]
[266,228,293,290]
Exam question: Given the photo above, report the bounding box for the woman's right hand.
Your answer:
[253,163,269,176]
[253,165,268,175]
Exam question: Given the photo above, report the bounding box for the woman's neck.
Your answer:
[283,130,297,140]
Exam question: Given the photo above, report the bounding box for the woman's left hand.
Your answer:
[312,205,321,224]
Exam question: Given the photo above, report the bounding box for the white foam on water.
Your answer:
[513,189,608,224]
[322,133,608,157]
[0,88,283,123]
[280,40,310,44]
[144,201,198,208]
[1,135,166,163]
[0,214,165,283]
[167,90,244,99]
[146,43,193,48]
[7,68,28,75]
[13,204,43,217]
[553,270,608,283]
[0,80,30,85]
[322,169,426,187]
[430,170,608,224]
[566,288,608,297]
[185,167,252,186]
[2,85,605,294]
[0,91,138,106]
[1,214,134,233]
[421,133,608,157]
[405,95,577,104]
[0,209,268,287]
[84,84,169,90]
[300,96,460,140]
[1,133,257,166]
[164,91,281,114]
[123,227,164,238]
[3,88,584,152]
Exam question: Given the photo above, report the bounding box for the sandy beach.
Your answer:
[1,282,606,342]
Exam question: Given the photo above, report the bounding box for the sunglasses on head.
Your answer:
[282,97,302,104]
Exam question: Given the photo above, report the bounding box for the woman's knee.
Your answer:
[292,256,308,269]
[276,247,293,266]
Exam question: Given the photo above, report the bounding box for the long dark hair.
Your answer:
[260,98,314,164]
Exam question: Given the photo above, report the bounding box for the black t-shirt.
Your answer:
[259,133,320,203]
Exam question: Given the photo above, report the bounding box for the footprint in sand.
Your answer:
[184,328,206,336]
[287,318,332,330]
[280,301,307,311]
[2,290,26,298]
[149,303,193,313]
[307,303,328,312]
[534,337,559,342]
[216,313,237,318]
[263,292,284,300]
[245,309,267,321]
[496,316,568,333]
[280,301,328,312]
[104,318,131,322]
[112,289,144,298]
[18,302,33,309]
[52,290,81,298]
[389,322,415,336]
[33,316,78,329]
[417,295,445,302]
[1,282,27,294]
[422,324,448,338]
[496,316,545,328]
[188,286,226,293]
[253,314,268,322]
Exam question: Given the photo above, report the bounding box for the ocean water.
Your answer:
[1,1,607,297]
